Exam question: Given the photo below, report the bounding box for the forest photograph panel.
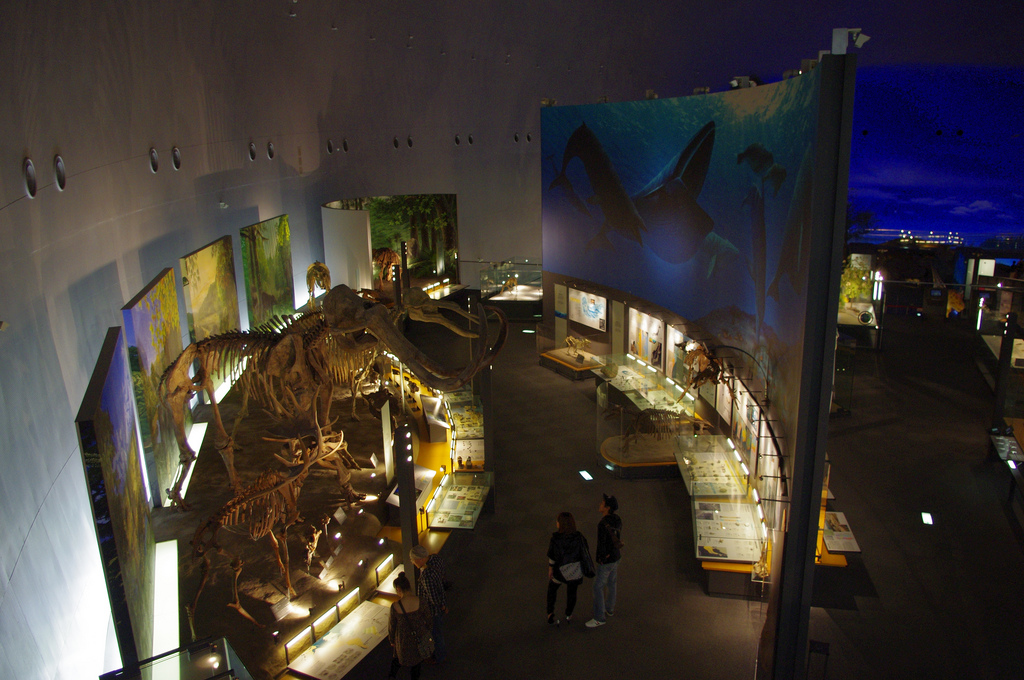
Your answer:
[180,235,241,341]
[240,214,295,327]
[122,268,183,506]
[334,194,459,289]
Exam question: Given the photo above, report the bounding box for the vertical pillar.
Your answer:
[767,54,857,680]
[400,240,411,292]
[992,313,1018,433]
[395,421,418,591]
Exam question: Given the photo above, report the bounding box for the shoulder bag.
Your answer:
[397,600,435,661]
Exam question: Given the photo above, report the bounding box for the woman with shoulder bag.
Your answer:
[546,511,594,626]
[388,572,434,679]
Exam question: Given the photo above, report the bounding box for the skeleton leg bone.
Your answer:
[226,557,264,628]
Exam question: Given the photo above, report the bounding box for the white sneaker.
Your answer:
[585,618,605,628]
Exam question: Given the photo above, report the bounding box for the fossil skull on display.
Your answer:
[322,284,507,393]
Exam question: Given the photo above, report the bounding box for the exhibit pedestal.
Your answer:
[703,562,767,600]
[540,348,602,380]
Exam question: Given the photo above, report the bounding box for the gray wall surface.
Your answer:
[1,2,1021,678]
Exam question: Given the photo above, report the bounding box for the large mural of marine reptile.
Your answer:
[158,284,508,509]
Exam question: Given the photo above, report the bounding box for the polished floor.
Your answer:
[355,313,1024,680]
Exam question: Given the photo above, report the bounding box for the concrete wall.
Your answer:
[1,2,1021,678]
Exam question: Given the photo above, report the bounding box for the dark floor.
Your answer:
[354,313,1024,680]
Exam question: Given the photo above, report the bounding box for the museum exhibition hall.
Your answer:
[2,3,1024,680]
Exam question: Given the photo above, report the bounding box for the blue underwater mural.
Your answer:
[542,69,828,438]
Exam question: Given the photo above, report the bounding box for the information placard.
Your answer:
[568,289,607,331]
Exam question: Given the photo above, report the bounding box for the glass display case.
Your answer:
[838,252,883,348]
[674,435,765,564]
[593,353,700,469]
[100,638,254,680]
[480,259,542,301]
[427,470,493,529]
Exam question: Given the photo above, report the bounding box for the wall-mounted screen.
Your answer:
[665,326,689,386]
[628,308,664,371]
[716,377,733,426]
[731,383,759,465]
[568,289,607,331]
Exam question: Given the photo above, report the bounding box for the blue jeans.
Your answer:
[431,610,446,662]
[593,561,619,622]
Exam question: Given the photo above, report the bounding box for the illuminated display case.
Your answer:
[674,436,766,564]
[443,386,486,469]
[427,471,493,529]
[593,353,699,473]
[480,260,542,301]
[838,252,884,348]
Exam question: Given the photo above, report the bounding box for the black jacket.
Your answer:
[547,531,590,581]
[595,513,622,564]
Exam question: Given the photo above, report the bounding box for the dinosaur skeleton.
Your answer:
[159,284,507,508]
[565,335,591,357]
[306,261,331,311]
[499,275,518,295]
[186,418,342,638]
[626,408,693,443]
[678,341,727,396]
[373,247,401,289]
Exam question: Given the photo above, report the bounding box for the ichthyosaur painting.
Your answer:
[542,68,826,433]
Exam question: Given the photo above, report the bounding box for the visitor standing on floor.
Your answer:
[410,544,448,663]
[546,511,595,625]
[388,572,434,680]
[587,494,623,628]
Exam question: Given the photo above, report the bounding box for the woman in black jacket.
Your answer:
[546,511,593,625]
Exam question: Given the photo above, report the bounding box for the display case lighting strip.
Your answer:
[740,462,749,476]
[285,627,311,661]
[761,521,768,538]
[375,554,395,585]
[337,588,359,614]
[314,607,337,631]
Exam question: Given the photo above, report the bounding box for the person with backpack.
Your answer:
[586,493,623,628]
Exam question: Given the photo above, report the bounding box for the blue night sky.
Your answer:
[848,65,1024,246]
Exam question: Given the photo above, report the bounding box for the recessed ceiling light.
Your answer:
[921,512,933,525]
[579,470,593,481]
